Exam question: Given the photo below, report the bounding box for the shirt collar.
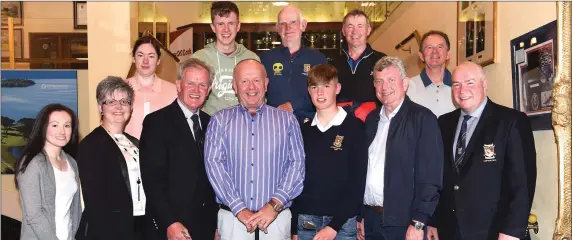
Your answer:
[461,97,488,119]
[128,77,163,93]
[342,43,374,61]
[380,97,405,121]
[420,68,452,87]
[311,107,347,132]
[177,98,199,118]
[239,103,266,115]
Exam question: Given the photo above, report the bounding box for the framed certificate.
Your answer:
[73,1,87,29]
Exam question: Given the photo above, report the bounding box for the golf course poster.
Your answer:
[1,70,78,174]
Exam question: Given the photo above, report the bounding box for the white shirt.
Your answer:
[110,133,146,216]
[53,158,77,240]
[311,107,347,132]
[407,74,456,117]
[178,99,202,138]
[364,98,405,207]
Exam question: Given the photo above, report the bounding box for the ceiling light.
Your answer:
[273,2,289,6]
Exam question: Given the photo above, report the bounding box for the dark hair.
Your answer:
[211,1,240,22]
[14,104,79,189]
[420,30,451,50]
[132,36,162,58]
[308,64,338,86]
[343,9,371,27]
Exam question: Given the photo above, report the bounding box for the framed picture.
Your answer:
[1,2,23,26]
[457,1,496,66]
[73,1,87,29]
[510,20,557,131]
[1,28,23,58]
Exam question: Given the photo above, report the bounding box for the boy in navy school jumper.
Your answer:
[290,64,368,240]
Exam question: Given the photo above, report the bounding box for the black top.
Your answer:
[335,43,386,104]
[291,113,368,233]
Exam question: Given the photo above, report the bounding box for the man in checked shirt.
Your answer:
[205,59,305,240]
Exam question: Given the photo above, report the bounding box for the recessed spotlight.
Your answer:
[273,2,289,6]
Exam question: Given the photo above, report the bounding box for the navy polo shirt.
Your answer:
[260,46,327,123]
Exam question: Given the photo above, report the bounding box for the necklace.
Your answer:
[102,125,142,201]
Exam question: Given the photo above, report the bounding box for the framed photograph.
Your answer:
[1,28,23,58]
[1,2,23,26]
[73,1,87,29]
[457,2,496,66]
[510,20,557,131]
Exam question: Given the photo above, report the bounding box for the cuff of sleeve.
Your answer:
[229,199,247,216]
[501,228,526,239]
[327,217,346,233]
[272,190,288,207]
[411,211,429,226]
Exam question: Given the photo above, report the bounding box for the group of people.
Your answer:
[13,2,537,240]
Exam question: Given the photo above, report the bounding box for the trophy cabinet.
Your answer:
[180,22,344,64]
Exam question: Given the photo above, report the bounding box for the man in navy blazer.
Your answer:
[359,56,443,240]
[428,62,536,240]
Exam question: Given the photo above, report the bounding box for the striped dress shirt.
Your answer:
[205,104,305,215]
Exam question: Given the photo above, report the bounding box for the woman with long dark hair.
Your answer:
[14,103,81,240]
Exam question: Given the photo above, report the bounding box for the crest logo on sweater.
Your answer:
[330,135,344,151]
[273,63,283,76]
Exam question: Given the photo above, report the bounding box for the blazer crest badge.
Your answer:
[483,143,496,162]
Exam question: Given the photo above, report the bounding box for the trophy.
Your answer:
[332,33,337,49]
[309,34,316,48]
[322,34,328,48]
[255,39,262,49]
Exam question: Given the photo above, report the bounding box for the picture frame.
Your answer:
[510,20,557,131]
[1,28,23,58]
[73,1,87,29]
[457,1,496,66]
[1,2,23,26]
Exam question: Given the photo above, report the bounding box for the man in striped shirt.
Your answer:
[205,59,305,240]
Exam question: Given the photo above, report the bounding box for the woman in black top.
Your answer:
[291,64,368,240]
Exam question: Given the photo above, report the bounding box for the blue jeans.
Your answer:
[296,214,357,240]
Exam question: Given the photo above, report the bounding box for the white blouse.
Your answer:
[52,159,77,240]
[109,132,146,216]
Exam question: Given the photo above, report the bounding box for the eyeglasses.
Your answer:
[103,98,131,106]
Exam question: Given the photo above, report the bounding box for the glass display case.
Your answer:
[184,22,344,64]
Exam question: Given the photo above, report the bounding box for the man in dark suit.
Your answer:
[428,62,537,240]
[359,56,443,240]
[139,58,218,240]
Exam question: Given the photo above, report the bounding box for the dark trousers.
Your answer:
[363,207,428,240]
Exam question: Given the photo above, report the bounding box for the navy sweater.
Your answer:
[291,114,368,233]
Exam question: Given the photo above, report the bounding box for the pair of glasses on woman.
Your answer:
[103,99,132,106]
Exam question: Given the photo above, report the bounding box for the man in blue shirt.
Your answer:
[205,59,305,240]
[260,6,327,124]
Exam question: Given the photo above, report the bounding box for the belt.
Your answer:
[219,204,231,212]
[366,205,384,214]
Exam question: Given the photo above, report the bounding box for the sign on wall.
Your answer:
[1,70,78,174]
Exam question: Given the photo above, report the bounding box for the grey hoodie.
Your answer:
[192,42,260,115]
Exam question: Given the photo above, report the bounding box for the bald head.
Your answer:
[277,6,306,46]
[452,61,488,114]
[233,59,268,114]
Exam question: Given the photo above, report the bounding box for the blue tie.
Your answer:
[454,115,472,168]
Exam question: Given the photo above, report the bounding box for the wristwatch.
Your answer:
[411,221,424,231]
[268,199,283,212]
